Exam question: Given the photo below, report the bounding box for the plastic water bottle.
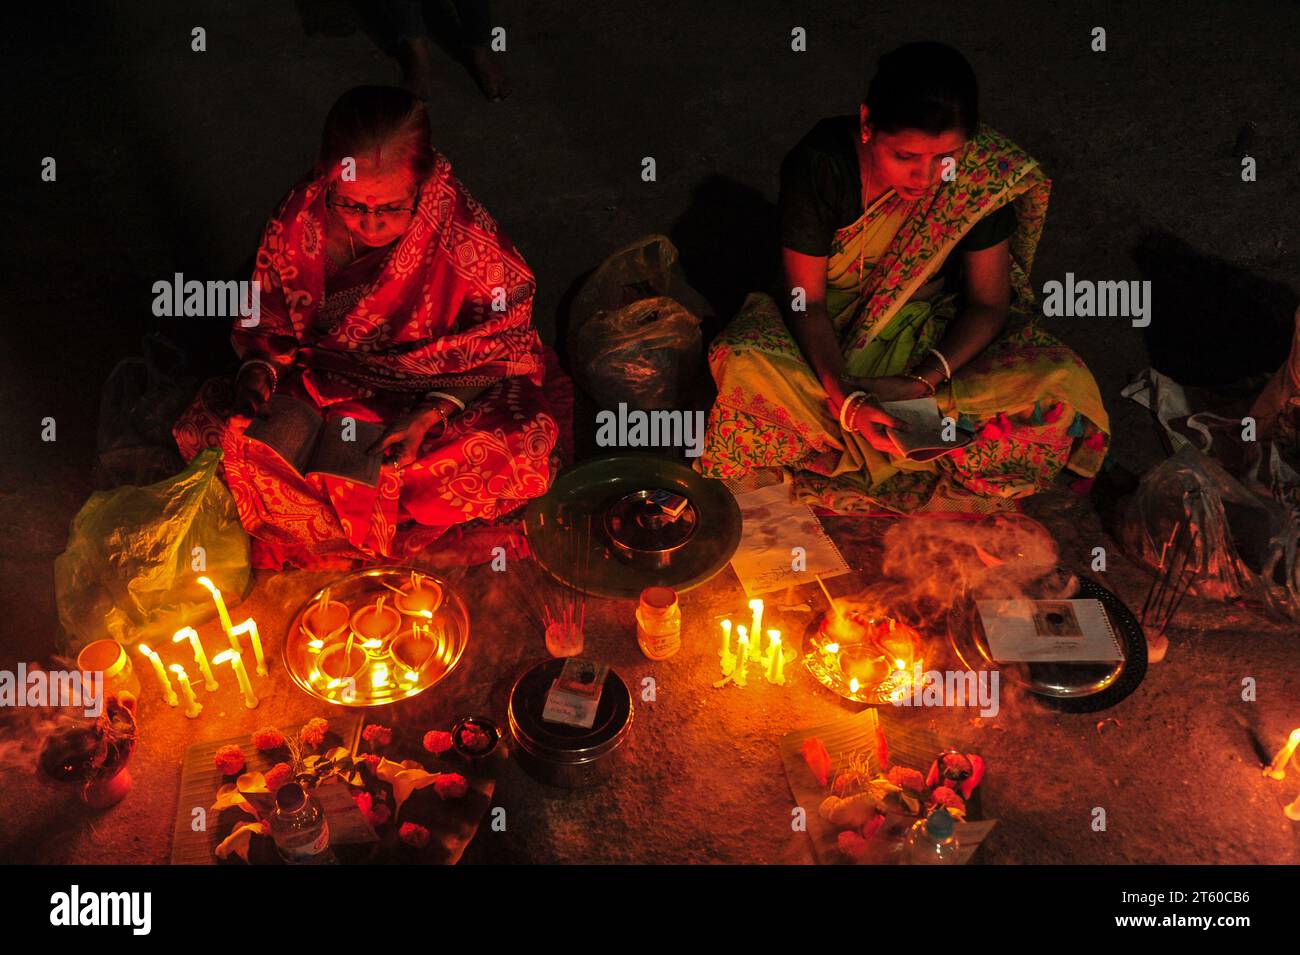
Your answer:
[270,783,335,864]
[904,808,960,865]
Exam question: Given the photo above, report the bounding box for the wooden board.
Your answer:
[170,715,501,865]
[170,715,363,865]
[780,708,996,864]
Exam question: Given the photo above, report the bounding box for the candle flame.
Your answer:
[196,576,220,597]
[172,626,199,644]
[169,664,187,676]
[824,643,839,654]
[362,639,383,649]
[212,649,238,665]
[138,643,154,656]
[849,677,860,693]
[308,640,324,651]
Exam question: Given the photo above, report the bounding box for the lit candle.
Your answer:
[766,630,785,685]
[170,664,202,718]
[1286,791,1300,822]
[748,599,764,659]
[719,619,736,675]
[172,626,217,691]
[230,618,267,676]
[213,649,258,709]
[197,576,235,646]
[734,633,749,687]
[1264,728,1300,780]
[137,643,178,706]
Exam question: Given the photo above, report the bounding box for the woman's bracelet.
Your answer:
[239,359,278,391]
[902,373,937,398]
[838,391,867,430]
[423,390,466,412]
[928,348,953,381]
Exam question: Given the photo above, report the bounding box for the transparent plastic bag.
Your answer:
[568,235,708,410]
[54,448,252,650]
[1119,446,1299,620]
[96,333,195,487]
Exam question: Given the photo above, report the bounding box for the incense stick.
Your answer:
[815,574,841,620]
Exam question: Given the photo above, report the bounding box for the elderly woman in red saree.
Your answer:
[698,43,1109,513]
[174,87,563,568]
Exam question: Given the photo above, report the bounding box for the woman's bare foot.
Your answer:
[468,46,510,101]
[399,37,435,102]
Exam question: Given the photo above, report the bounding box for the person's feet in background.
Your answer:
[388,0,511,103]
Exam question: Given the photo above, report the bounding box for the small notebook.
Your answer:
[878,396,973,462]
[976,599,1125,663]
[243,394,385,486]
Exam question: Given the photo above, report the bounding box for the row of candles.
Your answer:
[1265,728,1300,821]
[716,598,787,687]
[137,576,264,717]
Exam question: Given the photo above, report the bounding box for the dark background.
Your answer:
[1,1,1298,865]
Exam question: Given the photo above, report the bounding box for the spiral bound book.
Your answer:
[976,599,1125,663]
[729,480,850,596]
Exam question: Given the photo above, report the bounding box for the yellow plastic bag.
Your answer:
[54,449,251,651]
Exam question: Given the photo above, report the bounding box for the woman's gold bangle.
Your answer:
[903,373,937,397]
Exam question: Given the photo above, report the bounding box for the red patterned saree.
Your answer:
[174,152,566,569]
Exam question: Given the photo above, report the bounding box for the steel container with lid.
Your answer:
[507,659,633,788]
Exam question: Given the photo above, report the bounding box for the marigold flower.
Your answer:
[929,786,967,818]
[354,791,391,829]
[433,773,468,800]
[263,762,293,791]
[423,730,454,755]
[213,744,246,776]
[399,822,430,848]
[362,724,393,748]
[837,829,871,863]
[299,717,329,748]
[886,766,927,792]
[251,727,286,751]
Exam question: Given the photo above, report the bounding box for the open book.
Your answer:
[243,394,385,486]
[878,396,974,461]
[976,599,1125,663]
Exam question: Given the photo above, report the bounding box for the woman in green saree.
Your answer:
[698,42,1109,512]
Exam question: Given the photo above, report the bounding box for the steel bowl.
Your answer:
[507,659,633,788]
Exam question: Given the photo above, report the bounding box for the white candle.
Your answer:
[718,618,732,657]
[213,649,258,709]
[197,576,235,648]
[734,633,749,687]
[172,626,218,691]
[748,599,764,660]
[766,630,785,685]
[1264,728,1300,780]
[1286,791,1300,822]
[137,643,178,706]
[230,618,267,676]
[170,664,202,718]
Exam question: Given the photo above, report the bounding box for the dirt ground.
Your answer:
[2,1,1298,864]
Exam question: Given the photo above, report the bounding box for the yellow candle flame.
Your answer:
[849,677,860,693]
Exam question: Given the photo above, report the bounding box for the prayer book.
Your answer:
[877,396,973,461]
[976,599,1125,663]
[243,394,384,487]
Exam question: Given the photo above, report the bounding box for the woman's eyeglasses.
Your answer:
[326,189,418,221]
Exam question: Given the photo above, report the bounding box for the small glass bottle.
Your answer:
[270,783,335,864]
[636,586,681,660]
[903,808,960,865]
